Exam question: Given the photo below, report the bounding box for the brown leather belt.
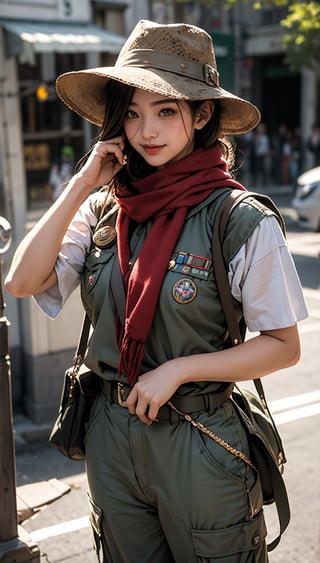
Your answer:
[101,379,234,420]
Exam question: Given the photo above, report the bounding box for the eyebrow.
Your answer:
[128,98,178,107]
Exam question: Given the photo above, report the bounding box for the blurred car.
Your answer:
[292,166,320,231]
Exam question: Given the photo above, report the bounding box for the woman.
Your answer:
[6,20,307,563]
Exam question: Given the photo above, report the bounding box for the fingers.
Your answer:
[78,137,127,188]
[136,401,160,425]
[126,387,137,415]
[95,138,127,166]
[126,387,160,425]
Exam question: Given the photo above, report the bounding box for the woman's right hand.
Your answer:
[5,136,127,298]
[77,136,127,189]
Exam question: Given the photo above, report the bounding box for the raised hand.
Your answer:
[78,136,127,189]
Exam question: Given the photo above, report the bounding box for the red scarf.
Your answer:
[115,145,245,386]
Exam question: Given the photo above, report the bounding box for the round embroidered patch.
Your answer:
[172,277,197,304]
[93,225,117,248]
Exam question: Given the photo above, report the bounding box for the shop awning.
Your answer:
[1,19,126,57]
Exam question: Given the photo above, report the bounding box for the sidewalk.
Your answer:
[14,413,52,454]
[13,431,93,562]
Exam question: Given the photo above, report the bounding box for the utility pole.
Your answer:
[0,217,40,562]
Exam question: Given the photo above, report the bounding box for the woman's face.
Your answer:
[123,89,212,169]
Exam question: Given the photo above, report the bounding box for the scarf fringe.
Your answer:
[118,333,145,387]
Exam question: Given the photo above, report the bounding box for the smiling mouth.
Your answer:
[142,145,164,154]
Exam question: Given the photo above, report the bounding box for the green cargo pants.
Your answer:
[85,393,267,563]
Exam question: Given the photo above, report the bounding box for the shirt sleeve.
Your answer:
[33,196,98,318]
[228,215,309,332]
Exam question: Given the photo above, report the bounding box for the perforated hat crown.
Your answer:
[56,19,260,135]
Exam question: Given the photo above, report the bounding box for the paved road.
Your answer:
[12,187,320,562]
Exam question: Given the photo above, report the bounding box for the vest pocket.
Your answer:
[191,510,267,562]
[84,247,114,293]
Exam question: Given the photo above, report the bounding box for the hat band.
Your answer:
[116,49,220,87]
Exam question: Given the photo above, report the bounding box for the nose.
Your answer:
[141,117,158,140]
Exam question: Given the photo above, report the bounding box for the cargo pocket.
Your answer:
[191,510,267,563]
[87,492,103,562]
[245,469,264,522]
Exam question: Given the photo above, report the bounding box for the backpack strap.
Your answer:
[212,188,286,380]
[212,190,290,549]
[218,190,285,242]
[212,188,289,454]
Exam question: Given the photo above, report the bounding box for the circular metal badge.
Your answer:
[172,277,197,304]
[93,225,117,248]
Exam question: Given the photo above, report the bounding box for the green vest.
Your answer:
[81,188,276,394]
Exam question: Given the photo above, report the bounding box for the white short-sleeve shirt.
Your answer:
[34,197,308,330]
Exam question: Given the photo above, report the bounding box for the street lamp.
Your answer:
[0,217,40,561]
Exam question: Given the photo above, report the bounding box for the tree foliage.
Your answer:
[176,0,320,74]
[281,2,320,74]
[234,0,320,73]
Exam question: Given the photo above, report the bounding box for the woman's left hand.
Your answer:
[126,325,301,425]
[126,360,184,425]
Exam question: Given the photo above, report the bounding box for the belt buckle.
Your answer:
[117,382,127,407]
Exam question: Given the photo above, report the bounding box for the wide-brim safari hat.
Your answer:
[56,19,260,135]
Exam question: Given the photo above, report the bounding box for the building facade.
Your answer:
[0,0,130,422]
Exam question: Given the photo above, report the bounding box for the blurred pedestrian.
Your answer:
[252,123,270,186]
[49,145,75,200]
[281,130,292,185]
[270,124,289,185]
[307,123,320,167]
[289,128,303,185]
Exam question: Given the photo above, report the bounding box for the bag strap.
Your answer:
[217,190,286,241]
[72,312,91,372]
[212,190,290,551]
[212,190,285,403]
[213,190,287,465]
